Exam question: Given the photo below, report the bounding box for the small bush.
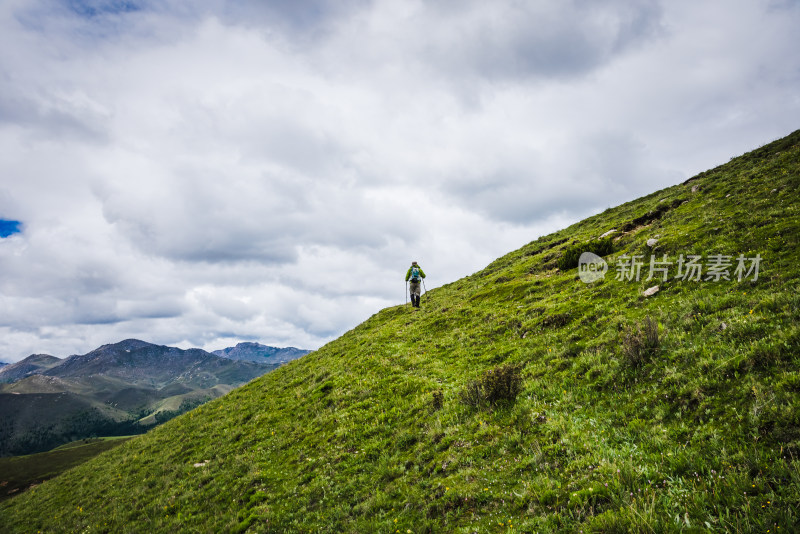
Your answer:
[459,363,524,409]
[542,312,572,328]
[431,390,444,411]
[459,380,484,409]
[622,316,660,368]
[557,238,615,270]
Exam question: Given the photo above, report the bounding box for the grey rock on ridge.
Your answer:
[0,354,62,384]
[213,342,310,364]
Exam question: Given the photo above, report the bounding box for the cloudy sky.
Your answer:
[0,0,798,362]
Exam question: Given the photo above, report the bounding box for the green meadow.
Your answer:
[1,130,798,532]
[0,437,131,502]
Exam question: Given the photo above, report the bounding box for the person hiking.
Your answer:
[405,261,426,308]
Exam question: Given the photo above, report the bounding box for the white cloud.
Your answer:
[0,0,798,362]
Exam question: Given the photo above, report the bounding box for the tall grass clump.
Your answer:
[622,315,660,368]
[557,237,615,270]
[459,363,524,408]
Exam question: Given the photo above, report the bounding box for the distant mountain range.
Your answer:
[0,354,62,384]
[0,340,309,456]
[212,342,310,363]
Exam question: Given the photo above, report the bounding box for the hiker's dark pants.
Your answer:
[409,281,421,298]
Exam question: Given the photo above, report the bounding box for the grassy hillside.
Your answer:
[0,437,131,502]
[1,130,798,532]
[0,390,138,457]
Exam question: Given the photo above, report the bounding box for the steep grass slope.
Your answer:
[0,437,131,502]
[1,131,799,533]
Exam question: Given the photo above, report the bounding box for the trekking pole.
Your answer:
[405,281,408,305]
[422,279,427,302]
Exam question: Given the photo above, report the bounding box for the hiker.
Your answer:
[405,261,426,308]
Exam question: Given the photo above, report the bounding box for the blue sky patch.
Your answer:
[66,0,142,19]
[0,220,22,238]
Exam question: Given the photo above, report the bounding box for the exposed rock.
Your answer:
[646,238,659,247]
[0,354,62,383]
[599,229,616,238]
[643,285,660,297]
[691,185,700,193]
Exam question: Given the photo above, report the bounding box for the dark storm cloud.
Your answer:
[219,0,372,35]
[420,0,664,82]
[0,89,110,143]
[440,131,678,224]
[35,0,372,45]
[93,135,401,264]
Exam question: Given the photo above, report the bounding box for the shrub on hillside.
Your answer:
[431,390,444,411]
[459,363,524,409]
[557,238,615,270]
[622,316,660,368]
